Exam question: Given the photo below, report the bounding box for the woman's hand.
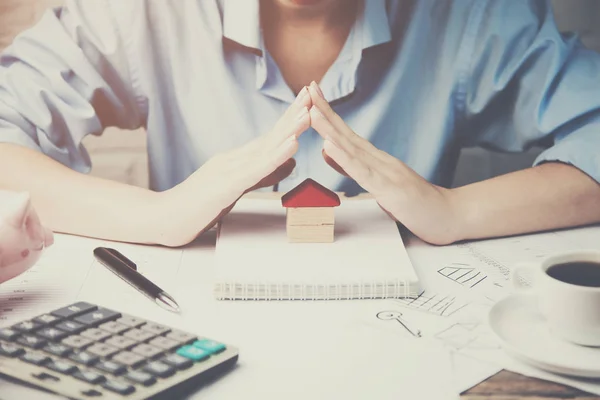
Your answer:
[307,82,459,245]
[159,87,312,247]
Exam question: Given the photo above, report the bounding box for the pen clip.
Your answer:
[95,247,137,271]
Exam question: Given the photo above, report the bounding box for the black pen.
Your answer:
[93,247,180,313]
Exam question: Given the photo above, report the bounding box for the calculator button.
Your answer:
[101,379,136,395]
[116,316,145,328]
[166,330,196,345]
[37,327,69,341]
[62,335,94,349]
[87,343,119,358]
[69,351,99,366]
[112,351,146,367]
[99,321,129,334]
[46,360,78,375]
[73,370,106,385]
[13,321,43,333]
[20,352,51,365]
[81,389,103,397]
[124,370,156,386]
[0,328,19,341]
[55,321,85,334]
[17,335,46,349]
[176,345,210,361]
[131,343,162,359]
[95,360,126,375]
[81,328,112,341]
[143,361,175,378]
[123,329,155,342]
[51,302,97,319]
[75,308,121,326]
[162,353,193,370]
[43,343,72,357]
[0,342,25,357]
[193,339,226,354]
[140,323,170,336]
[105,335,137,350]
[33,314,62,325]
[32,372,60,382]
[148,336,179,351]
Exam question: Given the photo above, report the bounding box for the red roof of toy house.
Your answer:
[281,178,341,208]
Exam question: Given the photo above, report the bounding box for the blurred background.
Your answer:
[1,0,599,189]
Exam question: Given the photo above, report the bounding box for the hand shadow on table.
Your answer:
[0,288,53,320]
[221,212,354,240]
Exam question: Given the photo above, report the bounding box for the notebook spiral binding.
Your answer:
[214,281,416,300]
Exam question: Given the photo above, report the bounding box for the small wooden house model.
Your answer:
[281,178,341,243]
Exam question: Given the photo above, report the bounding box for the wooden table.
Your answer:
[462,371,599,399]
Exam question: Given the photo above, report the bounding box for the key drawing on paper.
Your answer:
[376,310,422,338]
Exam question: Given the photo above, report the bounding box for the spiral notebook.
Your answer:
[213,198,421,300]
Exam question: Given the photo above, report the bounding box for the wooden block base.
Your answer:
[286,207,335,225]
[285,207,336,243]
[286,224,334,243]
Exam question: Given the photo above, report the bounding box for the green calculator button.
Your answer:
[176,345,210,361]
[193,339,226,354]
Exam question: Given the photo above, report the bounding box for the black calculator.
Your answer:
[0,302,238,399]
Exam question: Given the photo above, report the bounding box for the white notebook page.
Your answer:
[214,198,420,299]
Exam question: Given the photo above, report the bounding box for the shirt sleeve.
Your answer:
[0,0,145,173]
[460,0,600,183]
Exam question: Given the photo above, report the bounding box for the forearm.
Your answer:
[450,162,600,242]
[0,144,174,245]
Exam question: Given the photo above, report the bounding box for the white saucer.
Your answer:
[489,294,600,378]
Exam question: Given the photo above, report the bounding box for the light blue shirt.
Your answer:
[0,0,599,195]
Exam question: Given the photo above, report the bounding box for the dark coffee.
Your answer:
[547,262,600,287]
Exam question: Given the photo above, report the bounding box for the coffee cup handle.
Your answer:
[510,263,538,293]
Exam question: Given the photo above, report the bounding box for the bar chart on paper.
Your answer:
[0,235,97,327]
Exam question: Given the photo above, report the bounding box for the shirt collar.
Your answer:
[222,0,392,54]
[358,0,392,50]
[223,0,262,53]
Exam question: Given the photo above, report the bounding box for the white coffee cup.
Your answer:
[511,250,600,347]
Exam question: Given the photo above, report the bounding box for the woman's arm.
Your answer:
[0,143,170,244]
[0,3,160,241]
[0,2,313,246]
[308,82,600,246]
[451,162,600,242]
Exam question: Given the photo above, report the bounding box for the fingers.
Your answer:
[310,102,387,176]
[323,139,378,194]
[308,81,366,150]
[321,148,348,176]
[241,98,308,160]
[243,135,298,185]
[271,86,312,141]
[309,82,397,177]
[307,82,346,133]
[307,82,384,159]
[289,106,310,139]
[247,158,296,192]
[226,87,310,194]
[309,104,356,153]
